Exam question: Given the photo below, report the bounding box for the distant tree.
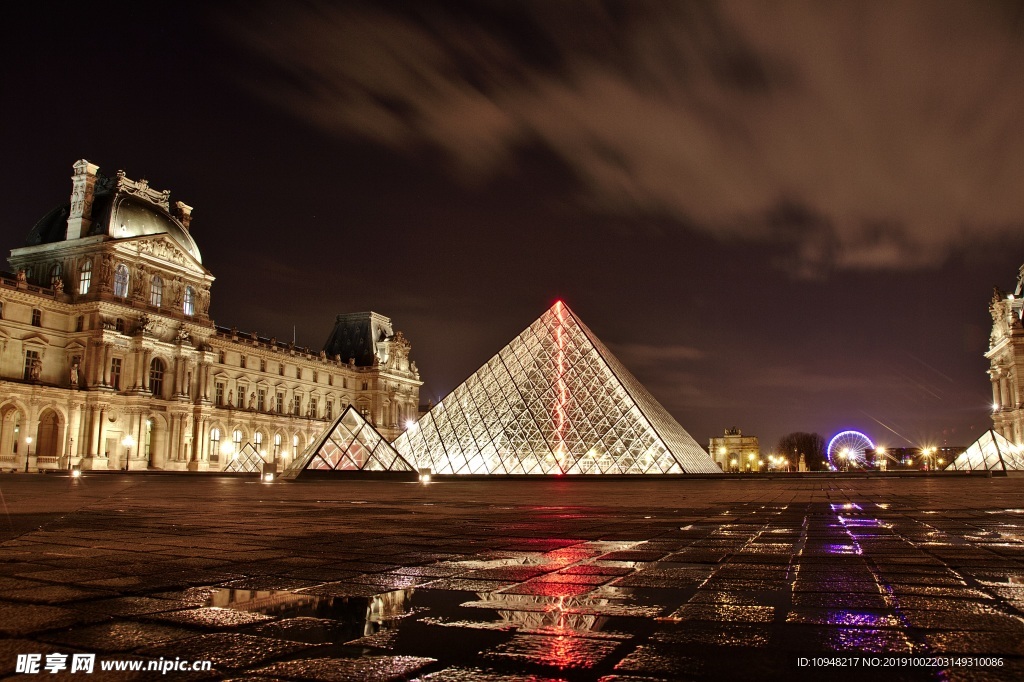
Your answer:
[776,432,827,471]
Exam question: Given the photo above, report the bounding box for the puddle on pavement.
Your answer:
[199,541,668,675]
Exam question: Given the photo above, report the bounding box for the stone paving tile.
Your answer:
[249,655,437,680]
[144,606,276,629]
[37,619,199,652]
[3,476,1024,680]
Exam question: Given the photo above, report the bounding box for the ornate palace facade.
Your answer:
[0,160,421,472]
[987,266,1024,444]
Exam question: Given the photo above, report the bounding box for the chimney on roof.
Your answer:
[66,159,100,240]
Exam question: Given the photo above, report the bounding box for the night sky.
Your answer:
[4,1,1024,451]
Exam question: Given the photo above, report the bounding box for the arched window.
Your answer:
[113,263,129,298]
[149,358,164,397]
[292,434,299,459]
[50,263,62,288]
[210,428,221,458]
[232,429,243,454]
[254,431,264,455]
[79,260,92,294]
[150,275,163,307]
[183,286,195,316]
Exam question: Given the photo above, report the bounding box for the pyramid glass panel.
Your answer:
[945,430,1024,472]
[223,443,267,473]
[394,301,720,475]
[281,406,417,479]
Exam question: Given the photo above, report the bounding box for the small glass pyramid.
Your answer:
[945,430,1024,472]
[282,405,417,478]
[392,301,720,475]
[223,443,267,473]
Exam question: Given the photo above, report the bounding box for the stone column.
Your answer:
[141,350,152,391]
[102,344,112,386]
[992,379,1002,408]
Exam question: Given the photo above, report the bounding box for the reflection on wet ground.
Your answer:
[2,476,1024,679]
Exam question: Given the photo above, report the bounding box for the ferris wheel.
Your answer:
[827,430,875,468]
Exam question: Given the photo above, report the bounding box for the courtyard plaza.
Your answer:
[0,474,1022,680]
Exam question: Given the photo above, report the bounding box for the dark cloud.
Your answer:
[225,0,1024,275]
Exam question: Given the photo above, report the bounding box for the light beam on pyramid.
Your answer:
[393,301,720,475]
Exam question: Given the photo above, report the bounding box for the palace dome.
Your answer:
[25,172,202,264]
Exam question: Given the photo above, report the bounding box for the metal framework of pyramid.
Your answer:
[282,405,417,479]
[392,301,720,475]
[945,429,1024,472]
[223,443,267,473]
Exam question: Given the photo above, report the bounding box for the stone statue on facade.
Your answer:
[29,357,42,381]
[16,270,27,287]
[248,393,256,410]
[52,277,64,294]
[228,389,234,406]
[70,361,79,387]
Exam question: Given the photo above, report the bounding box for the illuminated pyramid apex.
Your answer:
[394,301,719,475]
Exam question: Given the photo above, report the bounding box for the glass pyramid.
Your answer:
[392,301,720,475]
[223,443,267,473]
[945,430,1024,472]
[281,405,417,479]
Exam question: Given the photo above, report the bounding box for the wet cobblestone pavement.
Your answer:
[0,474,1022,680]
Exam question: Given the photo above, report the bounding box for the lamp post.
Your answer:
[24,436,32,472]
[122,434,135,471]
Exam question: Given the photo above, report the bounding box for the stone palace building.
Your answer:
[988,266,1024,445]
[0,160,421,472]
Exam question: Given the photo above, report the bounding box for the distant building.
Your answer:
[709,428,760,472]
[0,160,421,472]
[988,273,1024,444]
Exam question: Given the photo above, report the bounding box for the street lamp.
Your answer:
[24,436,33,472]
[122,434,135,471]
[747,453,756,472]
[839,448,849,472]
[730,458,738,473]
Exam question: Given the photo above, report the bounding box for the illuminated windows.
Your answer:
[150,275,162,307]
[78,260,92,294]
[113,264,129,298]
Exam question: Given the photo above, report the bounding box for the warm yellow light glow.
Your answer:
[748,453,755,461]
[718,447,727,455]
[262,473,274,483]
[121,434,135,448]
[71,469,82,478]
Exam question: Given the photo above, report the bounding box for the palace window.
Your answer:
[237,384,246,408]
[76,316,84,332]
[279,363,285,376]
[328,375,333,386]
[215,382,224,406]
[210,428,221,459]
[260,359,266,373]
[150,275,163,307]
[254,431,263,453]
[292,394,301,416]
[110,357,122,390]
[309,397,318,418]
[149,358,165,397]
[325,400,333,420]
[50,263,62,288]
[257,388,266,412]
[31,309,41,327]
[23,350,40,380]
[232,429,243,454]
[292,434,298,459]
[362,381,368,391]
[79,260,92,294]
[276,392,284,413]
[115,318,125,333]
[218,351,225,364]
[113,263,129,298]
[183,286,195,316]
[313,371,318,383]
[274,433,282,456]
